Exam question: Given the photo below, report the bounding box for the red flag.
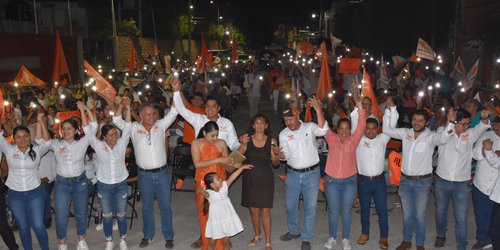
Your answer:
[338,58,361,74]
[15,66,47,89]
[129,38,136,73]
[232,38,238,63]
[408,54,419,63]
[51,32,70,86]
[84,60,116,103]
[361,68,383,121]
[196,34,212,72]
[297,42,315,56]
[451,56,467,82]
[316,41,332,100]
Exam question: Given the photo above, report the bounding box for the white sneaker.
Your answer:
[119,239,129,250]
[95,223,103,231]
[58,244,68,250]
[342,239,352,250]
[483,244,493,249]
[113,221,118,231]
[105,241,115,250]
[324,237,336,249]
[77,240,89,250]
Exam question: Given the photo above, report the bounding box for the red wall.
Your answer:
[0,33,79,83]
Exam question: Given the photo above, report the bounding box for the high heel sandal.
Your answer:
[265,242,272,250]
[247,235,262,247]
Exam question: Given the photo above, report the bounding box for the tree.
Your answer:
[170,14,196,39]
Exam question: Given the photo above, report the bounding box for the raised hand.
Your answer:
[386,97,395,109]
[37,112,45,123]
[483,138,494,151]
[480,109,491,120]
[355,99,362,110]
[122,96,132,109]
[171,80,181,92]
[447,107,457,123]
[308,98,323,112]
[76,101,86,111]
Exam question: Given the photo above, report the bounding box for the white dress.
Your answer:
[205,181,244,239]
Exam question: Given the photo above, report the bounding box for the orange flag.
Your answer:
[297,42,315,56]
[51,32,70,86]
[304,106,312,122]
[196,34,212,72]
[388,151,402,186]
[361,68,383,121]
[316,41,332,101]
[84,60,116,103]
[129,38,136,73]
[15,66,47,89]
[338,58,361,74]
[232,38,238,63]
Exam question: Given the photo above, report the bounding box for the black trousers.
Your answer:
[0,183,19,250]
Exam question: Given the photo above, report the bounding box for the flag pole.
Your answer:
[33,0,38,34]
[151,7,158,47]
[67,0,73,36]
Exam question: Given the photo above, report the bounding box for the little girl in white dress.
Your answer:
[198,165,253,249]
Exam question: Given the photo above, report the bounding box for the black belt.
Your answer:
[287,164,318,173]
[401,173,432,180]
[138,165,167,173]
[358,173,385,181]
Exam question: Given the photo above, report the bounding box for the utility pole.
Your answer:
[188,0,192,62]
[111,0,118,69]
[33,0,38,34]
[67,0,73,36]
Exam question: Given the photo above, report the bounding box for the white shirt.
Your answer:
[383,106,454,175]
[48,122,98,178]
[436,121,490,181]
[85,153,97,184]
[350,107,378,134]
[113,108,178,170]
[279,121,329,169]
[484,149,500,203]
[0,133,50,192]
[84,120,131,184]
[173,92,241,151]
[38,151,56,183]
[356,109,396,176]
[472,131,500,196]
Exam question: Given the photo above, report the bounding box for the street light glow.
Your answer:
[311,13,316,18]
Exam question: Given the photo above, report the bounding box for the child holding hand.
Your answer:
[198,165,253,250]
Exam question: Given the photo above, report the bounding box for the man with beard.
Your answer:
[383,98,455,250]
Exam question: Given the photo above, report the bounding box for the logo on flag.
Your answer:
[416,37,436,61]
[84,60,117,103]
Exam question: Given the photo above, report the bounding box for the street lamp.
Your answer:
[311,13,317,18]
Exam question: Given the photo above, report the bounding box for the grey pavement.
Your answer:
[1,97,481,250]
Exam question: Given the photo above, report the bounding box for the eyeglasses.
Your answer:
[146,134,151,145]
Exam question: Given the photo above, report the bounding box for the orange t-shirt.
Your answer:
[182,102,205,144]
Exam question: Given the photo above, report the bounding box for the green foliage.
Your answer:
[170,15,195,38]
[207,24,225,41]
[231,26,246,46]
[116,18,140,37]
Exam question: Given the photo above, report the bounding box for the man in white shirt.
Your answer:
[471,117,500,249]
[273,101,328,250]
[383,99,455,250]
[433,108,490,250]
[354,104,397,249]
[171,80,241,151]
[482,137,500,250]
[113,103,178,249]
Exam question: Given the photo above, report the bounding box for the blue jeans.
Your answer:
[472,185,493,244]
[285,166,320,241]
[40,182,52,220]
[138,167,174,240]
[434,176,470,250]
[54,172,88,240]
[7,186,49,250]
[357,176,388,238]
[97,181,128,240]
[398,175,432,246]
[324,175,357,240]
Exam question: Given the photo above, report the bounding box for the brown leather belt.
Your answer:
[401,172,432,180]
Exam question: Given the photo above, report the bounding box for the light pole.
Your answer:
[188,0,192,62]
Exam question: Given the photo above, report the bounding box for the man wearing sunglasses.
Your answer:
[433,108,490,250]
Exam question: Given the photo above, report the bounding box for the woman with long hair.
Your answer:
[238,114,280,249]
[84,97,132,250]
[191,121,233,250]
[47,101,97,250]
[1,113,51,250]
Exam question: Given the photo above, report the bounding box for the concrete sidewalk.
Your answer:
[1,99,481,250]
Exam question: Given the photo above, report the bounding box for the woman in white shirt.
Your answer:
[2,113,51,250]
[47,102,97,250]
[84,97,132,250]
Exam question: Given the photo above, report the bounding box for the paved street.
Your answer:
[1,98,480,250]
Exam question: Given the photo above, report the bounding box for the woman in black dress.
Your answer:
[239,114,281,250]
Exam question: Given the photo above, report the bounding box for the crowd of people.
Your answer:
[0,47,500,250]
